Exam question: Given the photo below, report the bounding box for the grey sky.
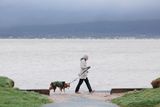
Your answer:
[0,0,160,27]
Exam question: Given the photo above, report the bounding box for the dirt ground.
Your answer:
[48,91,124,103]
[43,91,124,107]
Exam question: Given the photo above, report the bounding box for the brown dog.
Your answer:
[49,81,70,92]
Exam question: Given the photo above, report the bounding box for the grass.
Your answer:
[0,76,14,88]
[155,78,160,81]
[0,76,52,107]
[112,88,160,107]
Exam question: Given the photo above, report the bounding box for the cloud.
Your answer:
[0,0,160,27]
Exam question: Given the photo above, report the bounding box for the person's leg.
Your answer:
[84,78,92,92]
[75,79,83,93]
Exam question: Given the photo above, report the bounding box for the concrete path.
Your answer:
[43,92,119,107]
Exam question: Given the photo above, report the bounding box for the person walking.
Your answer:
[75,55,94,94]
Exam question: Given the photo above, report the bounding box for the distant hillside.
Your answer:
[0,20,160,38]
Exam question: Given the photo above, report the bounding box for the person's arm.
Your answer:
[81,60,91,70]
[80,60,87,70]
[78,60,91,76]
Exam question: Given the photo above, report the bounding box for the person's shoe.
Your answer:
[89,90,95,94]
[75,92,81,94]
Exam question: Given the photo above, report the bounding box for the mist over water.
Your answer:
[0,0,160,39]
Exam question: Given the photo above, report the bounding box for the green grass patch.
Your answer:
[155,78,160,81]
[0,87,52,107]
[112,88,160,107]
[0,76,14,88]
[0,76,52,107]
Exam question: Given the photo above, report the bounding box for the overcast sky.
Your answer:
[0,0,160,27]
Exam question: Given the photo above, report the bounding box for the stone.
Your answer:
[151,78,160,88]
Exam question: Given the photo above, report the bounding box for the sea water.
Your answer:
[0,39,160,91]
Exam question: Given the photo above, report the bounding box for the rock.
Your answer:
[151,78,160,88]
[0,76,14,88]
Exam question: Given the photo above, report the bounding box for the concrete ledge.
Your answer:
[21,89,50,95]
[110,88,150,94]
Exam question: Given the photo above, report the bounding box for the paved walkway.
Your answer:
[43,92,119,107]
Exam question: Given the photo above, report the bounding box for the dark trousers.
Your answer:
[75,77,92,92]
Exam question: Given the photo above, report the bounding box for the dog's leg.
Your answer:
[53,87,56,92]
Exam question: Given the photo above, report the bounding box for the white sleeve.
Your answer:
[80,60,87,69]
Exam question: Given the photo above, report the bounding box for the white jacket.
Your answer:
[79,59,89,79]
